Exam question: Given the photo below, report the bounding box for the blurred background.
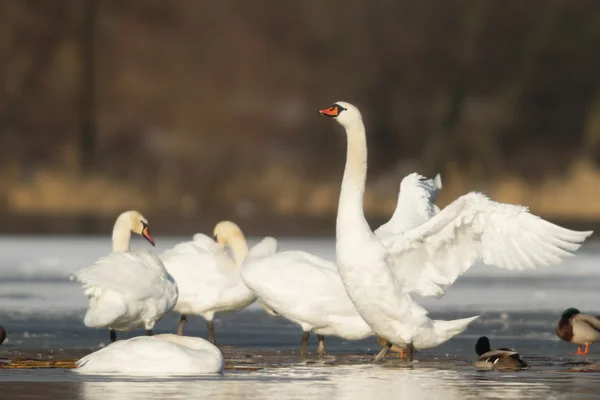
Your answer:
[2,0,600,236]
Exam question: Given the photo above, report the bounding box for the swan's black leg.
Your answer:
[207,321,215,344]
[300,332,309,357]
[109,329,116,342]
[374,341,392,361]
[406,342,414,361]
[177,315,187,336]
[146,329,153,336]
[317,335,327,356]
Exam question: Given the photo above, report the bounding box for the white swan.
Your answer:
[75,334,224,375]
[71,210,178,342]
[319,101,592,360]
[160,221,255,344]
[241,174,442,356]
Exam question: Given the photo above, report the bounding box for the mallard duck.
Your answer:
[556,308,600,355]
[474,336,530,371]
[0,325,5,346]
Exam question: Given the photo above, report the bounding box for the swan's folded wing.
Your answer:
[160,241,238,304]
[71,250,171,301]
[382,192,593,297]
[192,233,225,252]
[375,173,442,240]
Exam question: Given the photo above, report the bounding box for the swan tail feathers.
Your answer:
[431,315,479,344]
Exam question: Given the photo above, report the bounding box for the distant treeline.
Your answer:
[2,1,600,226]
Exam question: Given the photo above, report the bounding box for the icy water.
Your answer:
[1,235,600,399]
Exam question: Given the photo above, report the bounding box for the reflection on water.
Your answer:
[75,366,562,400]
[4,364,600,400]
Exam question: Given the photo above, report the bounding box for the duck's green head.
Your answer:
[560,308,580,319]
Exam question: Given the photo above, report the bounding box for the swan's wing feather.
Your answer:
[375,173,442,239]
[192,233,225,252]
[72,250,171,301]
[242,251,357,320]
[161,242,238,304]
[384,192,593,297]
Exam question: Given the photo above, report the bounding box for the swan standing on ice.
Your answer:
[71,211,178,342]
[161,221,255,344]
[319,101,592,360]
[242,174,441,356]
[75,334,224,375]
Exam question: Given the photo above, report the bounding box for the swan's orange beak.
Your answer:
[142,226,155,246]
[318,106,339,117]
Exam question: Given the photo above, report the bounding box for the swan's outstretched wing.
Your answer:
[375,173,442,240]
[71,249,172,301]
[382,192,593,298]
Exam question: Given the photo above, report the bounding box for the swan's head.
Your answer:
[318,101,363,128]
[213,221,244,245]
[115,210,155,246]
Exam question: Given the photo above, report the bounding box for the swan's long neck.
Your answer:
[228,236,249,267]
[337,120,372,239]
[112,218,132,252]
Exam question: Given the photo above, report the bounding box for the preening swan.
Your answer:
[161,221,255,344]
[75,334,224,375]
[319,101,592,360]
[242,174,441,356]
[71,211,178,342]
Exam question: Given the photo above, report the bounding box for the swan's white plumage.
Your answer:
[160,233,255,321]
[75,334,223,375]
[71,211,178,333]
[242,238,373,339]
[383,192,593,298]
[321,101,589,351]
[241,174,442,342]
[375,172,442,240]
[72,251,178,331]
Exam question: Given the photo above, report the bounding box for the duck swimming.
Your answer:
[556,308,600,355]
[474,336,529,371]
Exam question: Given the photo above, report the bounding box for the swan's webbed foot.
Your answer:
[300,332,309,357]
[109,329,116,342]
[207,320,216,345]
[374,341,392,361]
[177,315,187,336]
[317,335,327,356]
[145,329,153,336]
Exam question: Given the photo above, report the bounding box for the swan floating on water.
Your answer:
[71,211,178,342]
[161,221,255,344]
[75,334,223,375]
[241,173,441,356]
[319,101,593,360]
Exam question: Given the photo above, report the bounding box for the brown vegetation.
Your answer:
[2,1,600,232]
